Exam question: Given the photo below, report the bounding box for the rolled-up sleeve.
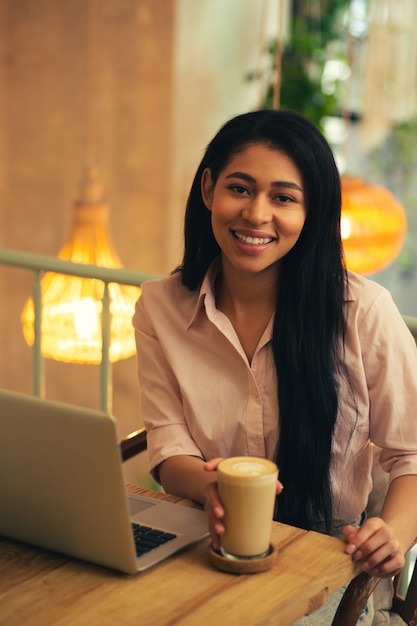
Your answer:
[133,289,204,479]
[331,273,417,520]
[360,289,417,482]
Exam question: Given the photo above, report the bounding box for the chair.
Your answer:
[390,565,417,624]
[332,447,417,625]
[119,427,147,462]
[332,561,417,625]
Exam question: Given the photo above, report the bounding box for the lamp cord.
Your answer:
[86,0,99,168]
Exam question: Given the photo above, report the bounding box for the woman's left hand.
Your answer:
[343,517,404,578]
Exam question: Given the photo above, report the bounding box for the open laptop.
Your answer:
[0,388,209,574]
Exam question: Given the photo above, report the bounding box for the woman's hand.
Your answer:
[203,458,284,551]
[343,517,404,578]
[204,458,225,551]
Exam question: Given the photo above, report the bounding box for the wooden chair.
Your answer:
[332,559,417,625]
[332,445,417,625]
[390,564,417,624]
[119,427,147,462]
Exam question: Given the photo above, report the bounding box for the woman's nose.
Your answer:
[241,196,271,225]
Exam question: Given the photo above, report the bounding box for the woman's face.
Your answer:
[201,143,307,279]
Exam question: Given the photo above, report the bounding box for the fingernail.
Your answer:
[345,544,356,555]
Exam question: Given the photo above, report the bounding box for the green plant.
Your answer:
[247,0,352,131]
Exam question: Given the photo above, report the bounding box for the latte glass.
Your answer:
[217,456,278,559]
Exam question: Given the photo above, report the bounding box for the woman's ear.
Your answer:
[201,168,214,210]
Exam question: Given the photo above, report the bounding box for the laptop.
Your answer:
[0,388,209,574]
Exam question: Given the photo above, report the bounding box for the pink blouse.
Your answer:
[133,264,417,520]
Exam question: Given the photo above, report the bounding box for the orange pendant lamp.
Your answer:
[340,176,407,275]
[21,166,141,364]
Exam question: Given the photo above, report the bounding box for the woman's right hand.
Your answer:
[204,458,225,551]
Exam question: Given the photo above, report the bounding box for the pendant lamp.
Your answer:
[341,176,408,276]
[21,166,141,364]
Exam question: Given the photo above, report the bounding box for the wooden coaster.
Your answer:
[208,544,277,574]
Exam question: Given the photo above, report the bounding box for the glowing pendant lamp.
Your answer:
[21,166,141,364]
[341,176,407,275]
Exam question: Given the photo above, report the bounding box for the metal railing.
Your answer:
[0,247,161,412]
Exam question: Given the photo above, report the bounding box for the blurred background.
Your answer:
[0,0,416,484]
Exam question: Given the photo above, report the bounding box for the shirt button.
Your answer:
[252,391,259,399]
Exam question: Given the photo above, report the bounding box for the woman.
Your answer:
[133,110,417,624]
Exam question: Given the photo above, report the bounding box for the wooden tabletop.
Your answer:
[0,485,359,626]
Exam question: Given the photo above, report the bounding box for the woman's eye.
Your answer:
[275,193,293,203]
[230,184,249,195]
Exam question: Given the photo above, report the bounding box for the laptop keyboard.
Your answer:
[132,523,177,557]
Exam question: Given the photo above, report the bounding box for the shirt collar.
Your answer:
[186,258,220,330]
[186,263,356,329]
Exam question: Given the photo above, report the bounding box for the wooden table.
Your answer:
[0,486,359,626]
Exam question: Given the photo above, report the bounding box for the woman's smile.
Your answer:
[232,230,276,247]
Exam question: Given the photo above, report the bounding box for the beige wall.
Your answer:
[0,0,276,484]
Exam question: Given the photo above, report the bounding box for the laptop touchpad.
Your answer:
[128,497,156,516]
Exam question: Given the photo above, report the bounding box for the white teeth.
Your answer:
[234,232,273,245]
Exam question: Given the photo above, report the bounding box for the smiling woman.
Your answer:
[132,110,417,625]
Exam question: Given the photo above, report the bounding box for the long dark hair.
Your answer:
[179,109,346,531]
